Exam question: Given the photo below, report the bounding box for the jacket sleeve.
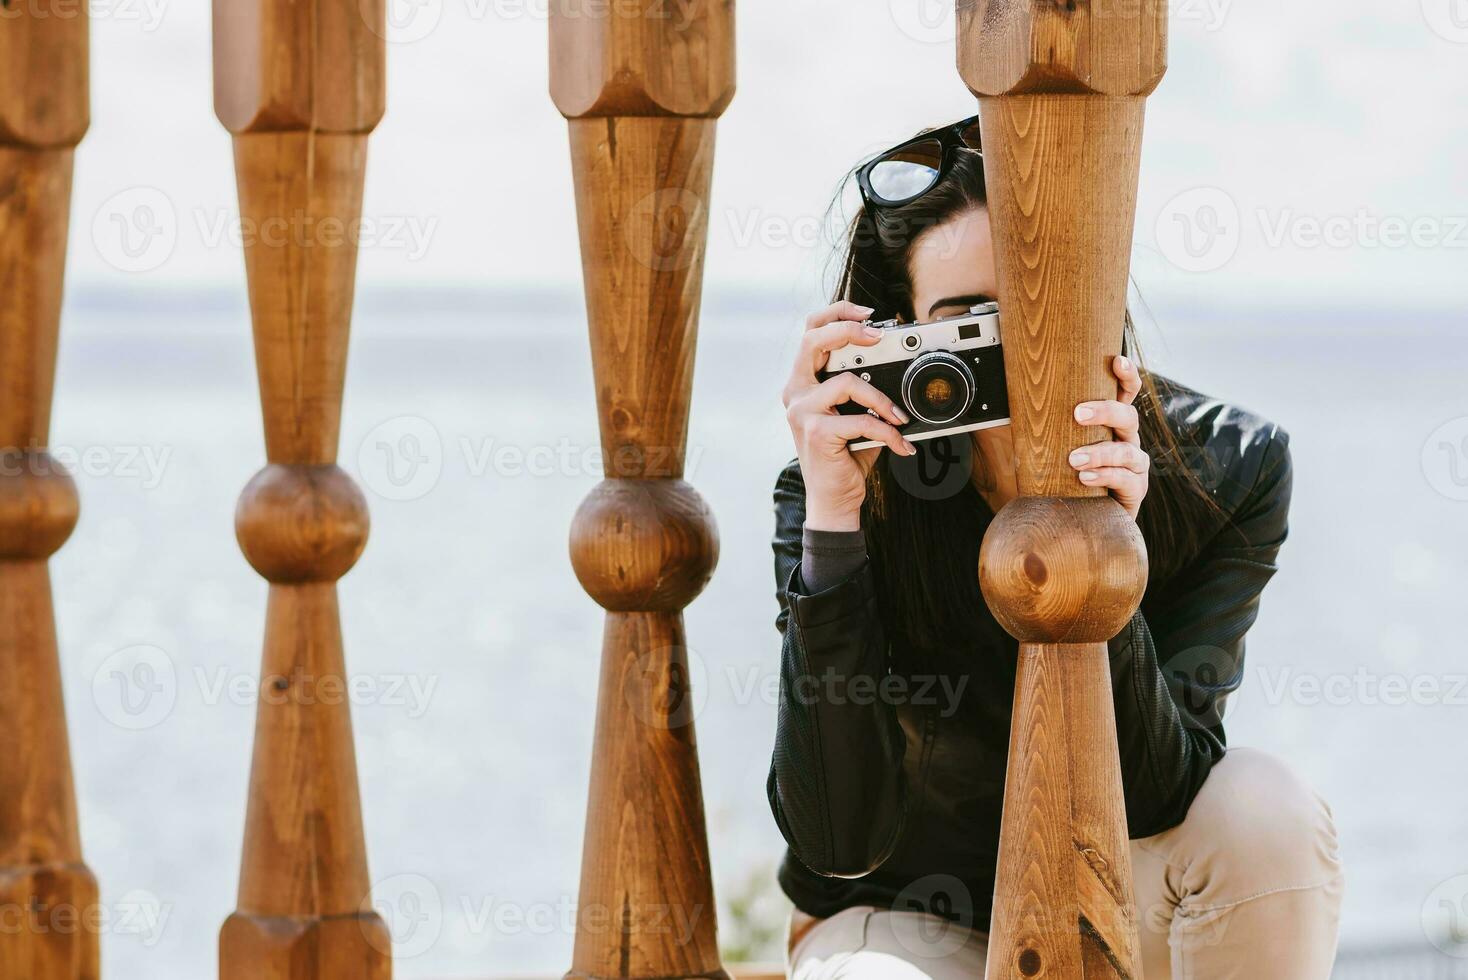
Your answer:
[1109,426,1294,838]
[766,462,907,878]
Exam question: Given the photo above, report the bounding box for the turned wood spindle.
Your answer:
[0,9,98,980]
[213,0,390,975]
[551,1,735,977]
[960,1,1167,977]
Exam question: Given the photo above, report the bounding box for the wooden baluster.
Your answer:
[0,7,96,980]
[961,1,1167,977]
[213,0,390,976]
[551,2,735,977]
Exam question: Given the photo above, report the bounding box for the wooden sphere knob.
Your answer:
[569,478,718,613]
[979,496,1147,644]
[0,453,79,560]
[236,464,369,583]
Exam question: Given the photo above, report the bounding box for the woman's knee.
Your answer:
[1168,747,1342,889]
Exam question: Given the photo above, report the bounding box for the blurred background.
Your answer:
[50,0,1468,976]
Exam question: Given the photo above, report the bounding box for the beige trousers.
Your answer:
[788,749,1345,980]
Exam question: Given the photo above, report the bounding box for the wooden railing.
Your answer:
[0,5,98,979]
[963,1,1166,977]
[0,0,1170,977]
[551,0,736,978]
[213,0,390,976]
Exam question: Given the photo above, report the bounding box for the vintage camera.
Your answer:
[818,301,1010,449]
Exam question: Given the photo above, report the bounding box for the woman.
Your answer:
[769,117,1344,979]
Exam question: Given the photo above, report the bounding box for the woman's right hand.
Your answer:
[783,301,916,532]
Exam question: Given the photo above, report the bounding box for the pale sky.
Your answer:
[73,0,1468,311]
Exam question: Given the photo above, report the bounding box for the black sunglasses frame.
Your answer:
[856,114,983,209]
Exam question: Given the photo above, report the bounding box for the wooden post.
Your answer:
[551,2,734,978]
[213,0,390,976]
[961,2,1166,978]
[0,7,96,980]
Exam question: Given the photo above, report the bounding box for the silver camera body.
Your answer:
[818,302,1011,450]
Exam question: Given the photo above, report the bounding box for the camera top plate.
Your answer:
[823,302,1001,375]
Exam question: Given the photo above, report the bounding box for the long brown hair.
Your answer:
[831,149,1218,651]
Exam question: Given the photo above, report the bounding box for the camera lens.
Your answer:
[901,352,975,426]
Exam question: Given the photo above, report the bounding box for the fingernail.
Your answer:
[902,440,918,455]
[864,326,883,339]
[1070,451,1089,467]
[893,407,911,424]
[857,305,876,315]
[1079,470,1099,482]
[1117,355,1131,370]
[1075,405,1095,422]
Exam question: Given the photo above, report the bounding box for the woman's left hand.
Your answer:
[1070,355,1149,521]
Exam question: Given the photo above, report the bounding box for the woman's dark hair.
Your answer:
[831,148,1219,651]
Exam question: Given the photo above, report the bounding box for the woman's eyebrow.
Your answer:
[927,293,995,318]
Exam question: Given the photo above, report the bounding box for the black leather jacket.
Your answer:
[766,379,1293,927]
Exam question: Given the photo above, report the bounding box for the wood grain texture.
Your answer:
[232,131,367,464]
[214,0,385,134]
[215,1,389,975]
[571,478,718,614]
[566,613,725,980]
[567,116,716,476]
[976,95,1145,499]
[554,5,732,977]
[0,5,95,976]
[964,2,1164,977]
[958,0,1166,97]
[979,497,1146,644]
[0,6,89,148]
[985,642,1143,980]
[550,0,735,119]
[0,563,98,980]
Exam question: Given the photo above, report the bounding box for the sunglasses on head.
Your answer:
[856,114,983,209]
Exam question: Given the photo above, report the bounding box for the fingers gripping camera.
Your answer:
[818,302,1011,449]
